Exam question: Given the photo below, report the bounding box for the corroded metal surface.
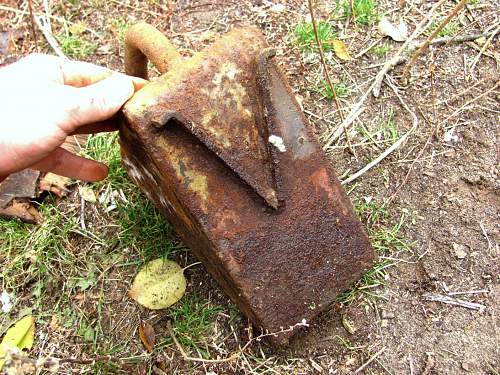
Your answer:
[120,24,375,343]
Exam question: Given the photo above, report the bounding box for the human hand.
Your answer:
[0,53,146,182]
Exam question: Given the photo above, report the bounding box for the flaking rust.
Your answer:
[119,23,375,344]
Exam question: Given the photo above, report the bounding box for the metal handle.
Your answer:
[124,22,182,80]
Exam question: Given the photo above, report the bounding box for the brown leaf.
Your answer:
[139,321,156,353]
[332,40,352,61]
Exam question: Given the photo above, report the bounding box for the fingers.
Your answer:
[30,147,108,182]
[70,118,119,135]
[8,54,148,88]
[63,74,135,132]
[57,58,148,88]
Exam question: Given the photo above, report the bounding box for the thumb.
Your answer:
[62,74,135,133]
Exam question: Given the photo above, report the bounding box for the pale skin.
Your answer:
[0,54,147,183]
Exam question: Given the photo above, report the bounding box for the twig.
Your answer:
[80,195,86,231]
[323,0,446,150]
[423,293,486,311]
[307,0,353,152]
[447,290,488,296]
[34,15,67,59]
[469,25,500,71]
[341,78,418,185]
[430,31,498,45]
[5,351,123,370]
[478,221,495,255]
[27,0,39,52]
[182,261,202,271]
[166,320,308,364]
[437,80,499,128]
[403,0,469,80]
[355,346,386,373]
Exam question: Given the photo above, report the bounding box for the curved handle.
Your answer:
[124,22,182,80]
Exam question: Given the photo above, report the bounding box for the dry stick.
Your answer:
[323,0,446,150]
[341,79,418,185]
[166,320,307,364]
[307,0,353,152]
[354,346,386,373]
[27,0,39,52]
[437,80,499,128]
[469,25,500,71]
[402,0,469,80]
[423,293,486,311]
[34,15,67,59]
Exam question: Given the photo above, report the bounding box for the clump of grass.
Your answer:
[371,42,390,57]
[340,0,377,25]
[57,33,97,58]
[381,109,399,140]
[294,21,336,52]
[108,18,131,42]
[336,199,411,304]
[159,293,225,358]
[427,18,460,37]
[312,80,350,100]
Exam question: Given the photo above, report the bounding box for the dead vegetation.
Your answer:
[0,0,498,374]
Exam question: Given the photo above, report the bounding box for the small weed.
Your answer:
[339,0,377,25]
[294,21,336,52]
[159,293,225,358]
[312,80,350,100]
[371,42,390,57]
[381,109,399,140]
[109,18,131,42]
[57,33,97,59]
[427,18,461,37]
[336,199,411,304]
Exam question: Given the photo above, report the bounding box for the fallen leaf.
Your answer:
[39,173,71,198]
[129,259,186,310]
[453,243,467,259]
[0,315,35,369]
[79,186,97,203]
[378,16,408,42]
[332,40,352,60]
[270,3,286,12]
[139,321,156,352]
[69,21,87,35]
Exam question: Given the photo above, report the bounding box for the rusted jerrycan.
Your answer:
[119,23,374,343]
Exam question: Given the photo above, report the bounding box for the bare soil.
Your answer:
[0,0,498,374]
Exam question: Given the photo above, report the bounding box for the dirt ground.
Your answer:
[0,0,498,374]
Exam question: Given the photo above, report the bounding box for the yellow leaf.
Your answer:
[129,259,186,310]
[0,315,35,369]
[332,40,352,61]
[69,21,87,35]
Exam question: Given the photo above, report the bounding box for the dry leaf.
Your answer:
[332,40,352,61]
[69,21,87,35]
[0,315,35,369]
[129,259,186,310]
[378,17,408,42]
[79,186,97,203]
[139,321,156,352]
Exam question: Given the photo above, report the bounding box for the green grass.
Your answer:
[108,18,132,43]
[339,0,378,25]
[427,18,461,37]
[57,33,97,59]
[294,21,336,52]
[371,42,390,57]
[381,109,399,140]
[312,80,350,100]
[336,199,411,304]
[162,293,226,358]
